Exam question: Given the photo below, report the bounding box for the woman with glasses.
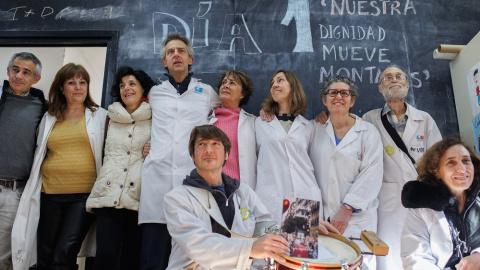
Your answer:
[309,75,383,269]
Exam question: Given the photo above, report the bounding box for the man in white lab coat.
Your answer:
[362,65,442,270]
[164,125,291,270]
[138,33,220,270]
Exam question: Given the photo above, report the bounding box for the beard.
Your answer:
[381,84,408,101]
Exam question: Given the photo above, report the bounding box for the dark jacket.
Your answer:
[1,80,48,113]
[183,169,240,237]
[402,180,480,266]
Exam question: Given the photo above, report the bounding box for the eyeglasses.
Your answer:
[381,75,406,82]
[326,89,351,97]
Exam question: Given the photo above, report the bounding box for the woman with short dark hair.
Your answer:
[87,66,154,270]
[207,70,257,188]
[309,75,383,269]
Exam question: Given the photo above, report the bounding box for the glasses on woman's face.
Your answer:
[326,89,351,97]
[381,75,406,82]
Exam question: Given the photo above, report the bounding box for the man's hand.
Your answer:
[315,111,328,124]
[456,252,480,270]
[331,206,353,235]
[143,143,151,159]
[260,109,274,122]
[318,221,340,235]
[250,234,289,263]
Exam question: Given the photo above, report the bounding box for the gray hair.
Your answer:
[159,33,194,71]
[379,64,408,84]
[8,52,42,77]
[321,75,358,97]
[159,33,194,59]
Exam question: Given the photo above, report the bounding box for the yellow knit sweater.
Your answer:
[41,115,97,194]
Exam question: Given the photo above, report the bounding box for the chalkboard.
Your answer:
[1,0,479,137]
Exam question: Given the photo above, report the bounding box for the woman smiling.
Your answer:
[401,138,480,270]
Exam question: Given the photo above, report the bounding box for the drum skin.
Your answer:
[276,233,363,270]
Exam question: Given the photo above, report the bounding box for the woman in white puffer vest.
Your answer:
[86,66,155,270]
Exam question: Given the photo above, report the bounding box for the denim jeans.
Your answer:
[0,185,24,270]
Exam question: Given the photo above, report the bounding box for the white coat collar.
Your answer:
[267,114,308,135]
[405,102,424,121]
[402,103,422,141]
[160,77,202,95]
[325,114,365,149]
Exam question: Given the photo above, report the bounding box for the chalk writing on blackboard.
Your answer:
[328,0,416,16]
[6,6,54,20]
[282,0,313,52]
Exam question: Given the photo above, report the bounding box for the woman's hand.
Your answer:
[250,234,290,262]
[318,220,340,235]
[143,143,151,159]
[456,252,480,270]
[315,111,329,124]
[331,205,353,235]
[260,109,275,122]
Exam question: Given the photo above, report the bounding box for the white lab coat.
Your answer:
[164,182,272,270]
[139,78,219,224]
[309,115,383,236]
[362,103,442,269]
[208,108,257,189]
[11,107,107,270]
[401,208,454,270]
[255,115,322,224]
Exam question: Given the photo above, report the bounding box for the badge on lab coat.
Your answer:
[385,145,395,155]
[240,208,251,220]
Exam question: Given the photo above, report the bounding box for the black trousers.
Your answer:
[93,207,141,270]
[37,193,95,270]
[139,223,171,270]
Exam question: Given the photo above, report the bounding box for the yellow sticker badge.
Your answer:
[385,145,395,156]
[240,208,251,220]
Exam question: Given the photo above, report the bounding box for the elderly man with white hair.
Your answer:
[362,65,442,269]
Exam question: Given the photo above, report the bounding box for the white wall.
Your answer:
[450,31,480,150]
[0,47,107,105]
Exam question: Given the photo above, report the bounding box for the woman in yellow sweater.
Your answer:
[12,63,107,270]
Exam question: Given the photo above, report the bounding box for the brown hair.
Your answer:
[47,63,99,120]
[417,137,480,193]
[262,70,306,116]
[216,70,254,107]
[188,125,231,157]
